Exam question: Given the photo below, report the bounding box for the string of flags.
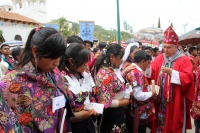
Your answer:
[0,21,35,28]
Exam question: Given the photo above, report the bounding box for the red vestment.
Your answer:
[150,54,194,133]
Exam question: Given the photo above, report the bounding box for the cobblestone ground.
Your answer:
[96,118,195,133]
[146,118,195,133]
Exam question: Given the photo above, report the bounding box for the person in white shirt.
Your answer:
[126,50,157,133]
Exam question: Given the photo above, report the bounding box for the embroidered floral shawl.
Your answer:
[95,66,125,108]
[0,91,24,133]
[1,62,73,133]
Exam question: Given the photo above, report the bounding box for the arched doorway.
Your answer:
[14,34,22,41]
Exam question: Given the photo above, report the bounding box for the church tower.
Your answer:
[0,0,13,11]
[11,0,47,23]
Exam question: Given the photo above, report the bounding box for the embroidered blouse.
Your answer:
[126,64,155,124]
[95,66,125,108]
[1,62,74,133]
[63,71,96,113]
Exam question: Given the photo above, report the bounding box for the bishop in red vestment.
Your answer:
[146,26,195,133]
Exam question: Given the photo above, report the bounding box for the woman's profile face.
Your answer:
[76,62,88,73]
[130,48,139,60]
[37,57,61,72]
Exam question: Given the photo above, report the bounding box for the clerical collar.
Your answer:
[132,63,143,72]
[166,54,175,62]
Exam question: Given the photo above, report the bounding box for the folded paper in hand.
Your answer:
[149,85,160,95]
[84,103,104,114]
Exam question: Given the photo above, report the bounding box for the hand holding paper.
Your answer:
[124,83,133,99]
[149,85,160,95]
[84,103,104,114]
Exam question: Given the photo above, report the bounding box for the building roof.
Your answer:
[0,10,40,24]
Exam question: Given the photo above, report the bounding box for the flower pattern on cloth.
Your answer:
[110,124,126,133]
[0,92,24,133]
[63,70,96,113]
[1,62,72,133]
[126,68,155,125]
[95,66,125,108]
[191,67,200,120]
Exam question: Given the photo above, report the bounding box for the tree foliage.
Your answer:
[158,17,161,28]
[0,30,5,44]
[123,21,133,33]
[48,17,133,43]
[171,22,173,27]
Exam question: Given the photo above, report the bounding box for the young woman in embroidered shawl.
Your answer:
[1,27,74,133]
[94,44,132,133]
[58,43,99,133]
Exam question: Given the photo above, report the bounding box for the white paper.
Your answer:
[124,84,133,99]
[85,103,104,114]
[149,85,160,95]
[126,84,133,94]
[52,95,65,112]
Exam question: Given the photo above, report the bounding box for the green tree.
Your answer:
[171,22,173,27]
[121,31,132,41]
[0,30,5,44]
[123,21,133,33]
[48,17,133,43]
[49,17,71,37]
[123,21,128,31]
[158,17,161,28]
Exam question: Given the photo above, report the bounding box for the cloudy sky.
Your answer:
[47,0,199,35]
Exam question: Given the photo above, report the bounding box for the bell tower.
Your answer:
[0,0,13,11]
[11,0,47,23]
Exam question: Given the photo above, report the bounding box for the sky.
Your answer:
[46,0,200,35]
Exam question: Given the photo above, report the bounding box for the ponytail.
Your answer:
[16,27,66,69]
[94,50,108,73]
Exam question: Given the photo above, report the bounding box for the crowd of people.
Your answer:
[0,25,198,133]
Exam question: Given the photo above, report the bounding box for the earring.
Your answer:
[34,55,37,71]
[109,61,114,67]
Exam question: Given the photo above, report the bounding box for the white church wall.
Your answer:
[12,2,46,23]
[0,20,35,42]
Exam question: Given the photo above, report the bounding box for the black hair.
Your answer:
[137,41,142,46]
[126,45,138,63]
[189,46,197,54]
[66,35,84,44]
[58,43,90,71]
[134,50,152,63]
[182,46,186,49]
[11,47,23,61]
[145,46,153,52]
[84,40,93,47]
[94,44,124,72]
[17,27,66,68]
[130,45,139,53]
[93,47,99,53]
[197,44,200,51]
[153,47,159,53]
[98,42,107,49]
[0,44,9,49]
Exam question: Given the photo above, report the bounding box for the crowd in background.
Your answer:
[0,26,199,133]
